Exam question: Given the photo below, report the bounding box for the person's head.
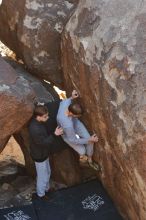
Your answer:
[67,103,84,118]
[33,105,49,122]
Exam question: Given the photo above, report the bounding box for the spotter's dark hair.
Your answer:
[33,105,48,118]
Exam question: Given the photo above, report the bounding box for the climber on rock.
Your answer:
[57,90,100,171]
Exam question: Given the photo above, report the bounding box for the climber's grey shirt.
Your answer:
[57,98,89,145]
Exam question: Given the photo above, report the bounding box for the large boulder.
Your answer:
[50,149,81,186]
[62,0,146,219]
[0,56,34,149]
[0,0,78,88]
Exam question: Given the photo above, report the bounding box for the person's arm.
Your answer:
[63,126,89,145]
[59,90,79,113]
[61,97,72,105]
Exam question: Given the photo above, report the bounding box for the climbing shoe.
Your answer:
[79,155,88,162]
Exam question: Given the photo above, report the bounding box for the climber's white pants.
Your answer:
[63,119,94,157]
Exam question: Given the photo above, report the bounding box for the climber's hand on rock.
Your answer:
[72,90,79,99]
[88,134,98,143]
[54,126,63,136]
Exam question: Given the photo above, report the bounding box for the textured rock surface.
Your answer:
[62,0,146,219]
[0,0,78,88]
[50,149,81,186]
[0,57,34,149]
[0,137,10,153]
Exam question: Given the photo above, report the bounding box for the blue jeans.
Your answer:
[35,158,51,197]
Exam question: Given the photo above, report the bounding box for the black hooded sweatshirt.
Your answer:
[29,101,69,162]
[28,118,57,162]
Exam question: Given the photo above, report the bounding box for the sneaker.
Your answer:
[32,193,49,201]
[39,195,49,201]
[88,161,101,171]
[45,187,55,193]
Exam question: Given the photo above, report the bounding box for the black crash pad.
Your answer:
[0,204,38,220]
[33,179,123,220]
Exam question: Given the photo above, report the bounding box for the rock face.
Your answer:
[62,0,146,219]
[0,57,34,150]
[50,149,81,186]
[0,137,10,153]
[0,58,81,185]
[0,0,78,88]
